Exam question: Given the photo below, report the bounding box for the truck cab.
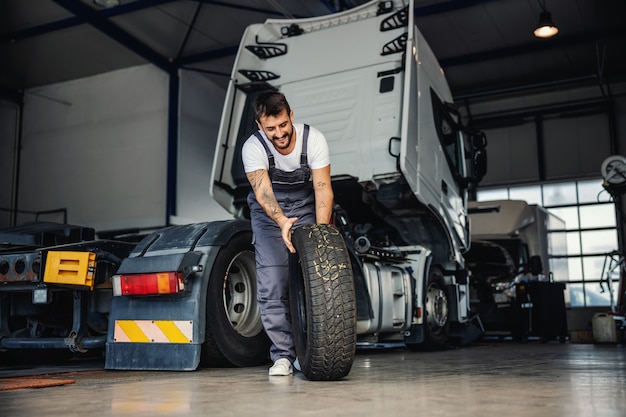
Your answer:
[212,0,484,267]
[212,0,486,348]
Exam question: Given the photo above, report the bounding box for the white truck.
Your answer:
[211,0,486,370]
[0,0,486,380]
[466,200,567,338]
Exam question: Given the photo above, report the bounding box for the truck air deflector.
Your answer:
[238,69,280,82]
[234,81,277,93]
[245,37,287,59]
[380,5,408,31]
[381,32,407,55]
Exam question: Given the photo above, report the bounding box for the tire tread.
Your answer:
[291,224,356,380]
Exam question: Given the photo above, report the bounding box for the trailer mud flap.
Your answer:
[106,314,205,370]
[105,298,208,371]
[105,343,201,371]
[106,320,198,370]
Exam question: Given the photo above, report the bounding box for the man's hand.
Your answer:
[280,217,298,253]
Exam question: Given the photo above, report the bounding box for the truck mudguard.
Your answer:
[105,220,252,370]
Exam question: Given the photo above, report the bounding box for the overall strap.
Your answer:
[300,124,310,166]
[254,130,275,169]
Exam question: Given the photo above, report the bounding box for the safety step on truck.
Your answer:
[0,0,486,381]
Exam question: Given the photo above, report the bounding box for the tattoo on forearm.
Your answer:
[248,171,264,191]
[248,170,282,221]
[261,193,281,218]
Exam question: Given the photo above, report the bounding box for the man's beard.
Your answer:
[271,124,294,150]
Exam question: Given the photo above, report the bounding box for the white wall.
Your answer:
[11,64,234,233]
[18,65,169,232]
[175,70,231,224]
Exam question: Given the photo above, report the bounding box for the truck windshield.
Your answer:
[230,89,264,188]
[431,89,465,182]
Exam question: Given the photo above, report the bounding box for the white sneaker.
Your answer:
[293,357,301,372]
[269,358,293,376]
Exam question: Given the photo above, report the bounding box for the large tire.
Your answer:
[201,232,270,367]
[421,266,450,349]
[289,224,356,381]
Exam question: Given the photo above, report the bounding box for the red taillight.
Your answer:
[112,272,184,296]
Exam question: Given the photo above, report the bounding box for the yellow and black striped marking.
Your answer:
[113,320,193,343]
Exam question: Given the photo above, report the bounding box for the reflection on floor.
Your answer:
[1,341,625,417]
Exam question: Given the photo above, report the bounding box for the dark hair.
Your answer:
[254,91,291,122]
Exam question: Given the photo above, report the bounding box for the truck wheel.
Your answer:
[422,266,450,348]
[407,265,450,351]
[289,224,357,381]
[201,232,270,367]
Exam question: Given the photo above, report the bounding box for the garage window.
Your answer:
[477,179,620,308]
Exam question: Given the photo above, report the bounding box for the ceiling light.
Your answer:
[533,2,558,39]
[93,0,120,8]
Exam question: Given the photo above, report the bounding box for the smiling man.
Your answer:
[242,91,334,376]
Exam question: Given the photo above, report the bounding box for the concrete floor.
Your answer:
[1,341,625,417]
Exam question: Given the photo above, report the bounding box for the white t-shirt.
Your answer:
[242,123,330,173]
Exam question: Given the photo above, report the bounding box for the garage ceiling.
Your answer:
[1,0,626,104]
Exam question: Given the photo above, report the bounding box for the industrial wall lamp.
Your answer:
[534,0,559,38]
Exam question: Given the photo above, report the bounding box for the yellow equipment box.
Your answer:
[43,251,96,289]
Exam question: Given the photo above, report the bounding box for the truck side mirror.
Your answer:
[471,132,487,150]
[468,131,487,183]
[528,255,543,276]
[473,148,487,182]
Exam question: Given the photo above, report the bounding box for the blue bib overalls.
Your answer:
[247,125,315,363]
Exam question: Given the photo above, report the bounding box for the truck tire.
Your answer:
[201,232,270,367]
[421,266,450,349]
[289,224,357,381]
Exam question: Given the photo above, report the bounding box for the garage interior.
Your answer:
[1,0,625,415]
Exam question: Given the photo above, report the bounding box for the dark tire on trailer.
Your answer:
[289,224,357,381]
[201,232,270,367]
[407,265,450,351]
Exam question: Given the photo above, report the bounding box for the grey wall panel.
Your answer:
[175,70,231,224]
[615,96,626,156]
[0,102,18,227]
[18,65,169,232]
[543,114,611,180]
[480,122,540,185]
[470,83,626,188]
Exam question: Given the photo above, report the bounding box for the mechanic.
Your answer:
[242,91,334,376]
